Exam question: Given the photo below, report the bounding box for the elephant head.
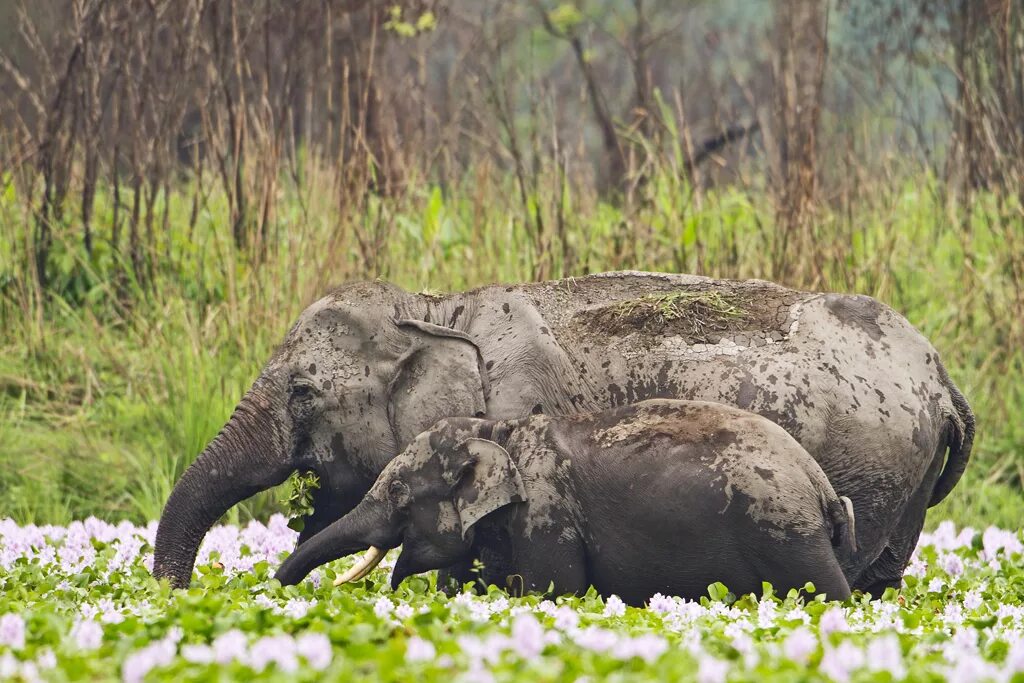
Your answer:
[152,282,490,588]
[273,425,527,588]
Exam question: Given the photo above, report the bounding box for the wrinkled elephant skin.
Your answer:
[152,271,974,594]
[275,401,858,605]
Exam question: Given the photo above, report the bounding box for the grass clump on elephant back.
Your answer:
[598,290,749,342]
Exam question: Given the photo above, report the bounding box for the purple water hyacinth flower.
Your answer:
[296,632,332,671]
[71,619,103,650]
[249,634,299,673]
[983,526,1023,561]
[819,607,849,636]
[405,636,436,663]
[940,552,965,577]
[572,627,618,653]
[35,649,56,670]
[647,593,675,615]
[552,606,579,632]
[696,654,729,683]
[181,644,215,664]
[510,614,545,658]
[121,635,177,683]
[602,595,626,618]
[864,634,905,679]
[211,629,248,665]
[782,627,817,665]
[818,641,864,683]
[0,614,26,650]
[0,654,19,679]
[373,597,395,619]
[613,633,668,663]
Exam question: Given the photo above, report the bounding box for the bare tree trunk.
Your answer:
[769,0,829,286]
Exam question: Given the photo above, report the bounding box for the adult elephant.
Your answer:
[152,271,974,595]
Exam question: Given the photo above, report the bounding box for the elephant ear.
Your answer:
[387,319,490,448]
[449,438,527,537]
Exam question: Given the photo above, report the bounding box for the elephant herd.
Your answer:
[152,271,974,603]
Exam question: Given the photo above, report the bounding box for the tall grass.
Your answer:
[0,162,1021,528]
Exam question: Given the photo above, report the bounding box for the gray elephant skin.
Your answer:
[274,400,858,604]
[152,271,974,595]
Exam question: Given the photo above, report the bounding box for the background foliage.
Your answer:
[0,0,1021,526]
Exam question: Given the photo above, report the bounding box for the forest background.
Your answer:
[0,0,1021,528]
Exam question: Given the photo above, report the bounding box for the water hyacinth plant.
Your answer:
[1,517,1024,681]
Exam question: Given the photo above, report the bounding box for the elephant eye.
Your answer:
[289,379,318,402]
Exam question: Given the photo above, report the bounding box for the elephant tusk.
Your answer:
[333,546,387,586]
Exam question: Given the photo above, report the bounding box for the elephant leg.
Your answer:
[506,532,588,598]
[851,445,944,596]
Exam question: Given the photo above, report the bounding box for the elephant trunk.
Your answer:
[152,377,292,588]
[274,496,392,586]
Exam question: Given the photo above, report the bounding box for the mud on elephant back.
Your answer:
[151,271,974,596]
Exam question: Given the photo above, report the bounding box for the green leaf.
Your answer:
[548,4,584,33]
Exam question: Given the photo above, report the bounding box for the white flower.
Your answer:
[121,636,176,683]
[211,629,248,665]
[963,590,983,611]
[603,595,626,618]
[647,593,676,615]
[983,527,1023,560]
[296,632,332,671]
[941,553,964,577]
[510,614,545,658]
[696,654,730,683]
[395,604,415,621]
[903,558,927,579]
[70,620,103,650]
[819,607,849,636]
[1004,635,1024,673]
[248,634,298,673]
[406,636,436,662]
[373,597,395,619]
[0,614,26,650]
[613,634,667,663]
[819,641,864,683]
[573,627,618,653]
[782,627,817,665]
[553,606,579,631]
[865,634,905,679]
[34,649,56,670]
[757,599,778,628]
[181,644,215,664]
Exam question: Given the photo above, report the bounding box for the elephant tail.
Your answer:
[829,495,857,555]
[929,367,976,508]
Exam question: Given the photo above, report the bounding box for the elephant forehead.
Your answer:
[283,346,361,383]
[376,438,440,486]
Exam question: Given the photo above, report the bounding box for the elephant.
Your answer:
[273,400,858,604]
[152,271,974,595]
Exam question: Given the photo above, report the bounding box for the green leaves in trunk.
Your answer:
[281,471,320,532]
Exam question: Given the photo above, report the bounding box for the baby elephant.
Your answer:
[275,400,856,604]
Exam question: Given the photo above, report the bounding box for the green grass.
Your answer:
[0,167,1021,528]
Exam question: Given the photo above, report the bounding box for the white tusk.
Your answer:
[333,546,387,586]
